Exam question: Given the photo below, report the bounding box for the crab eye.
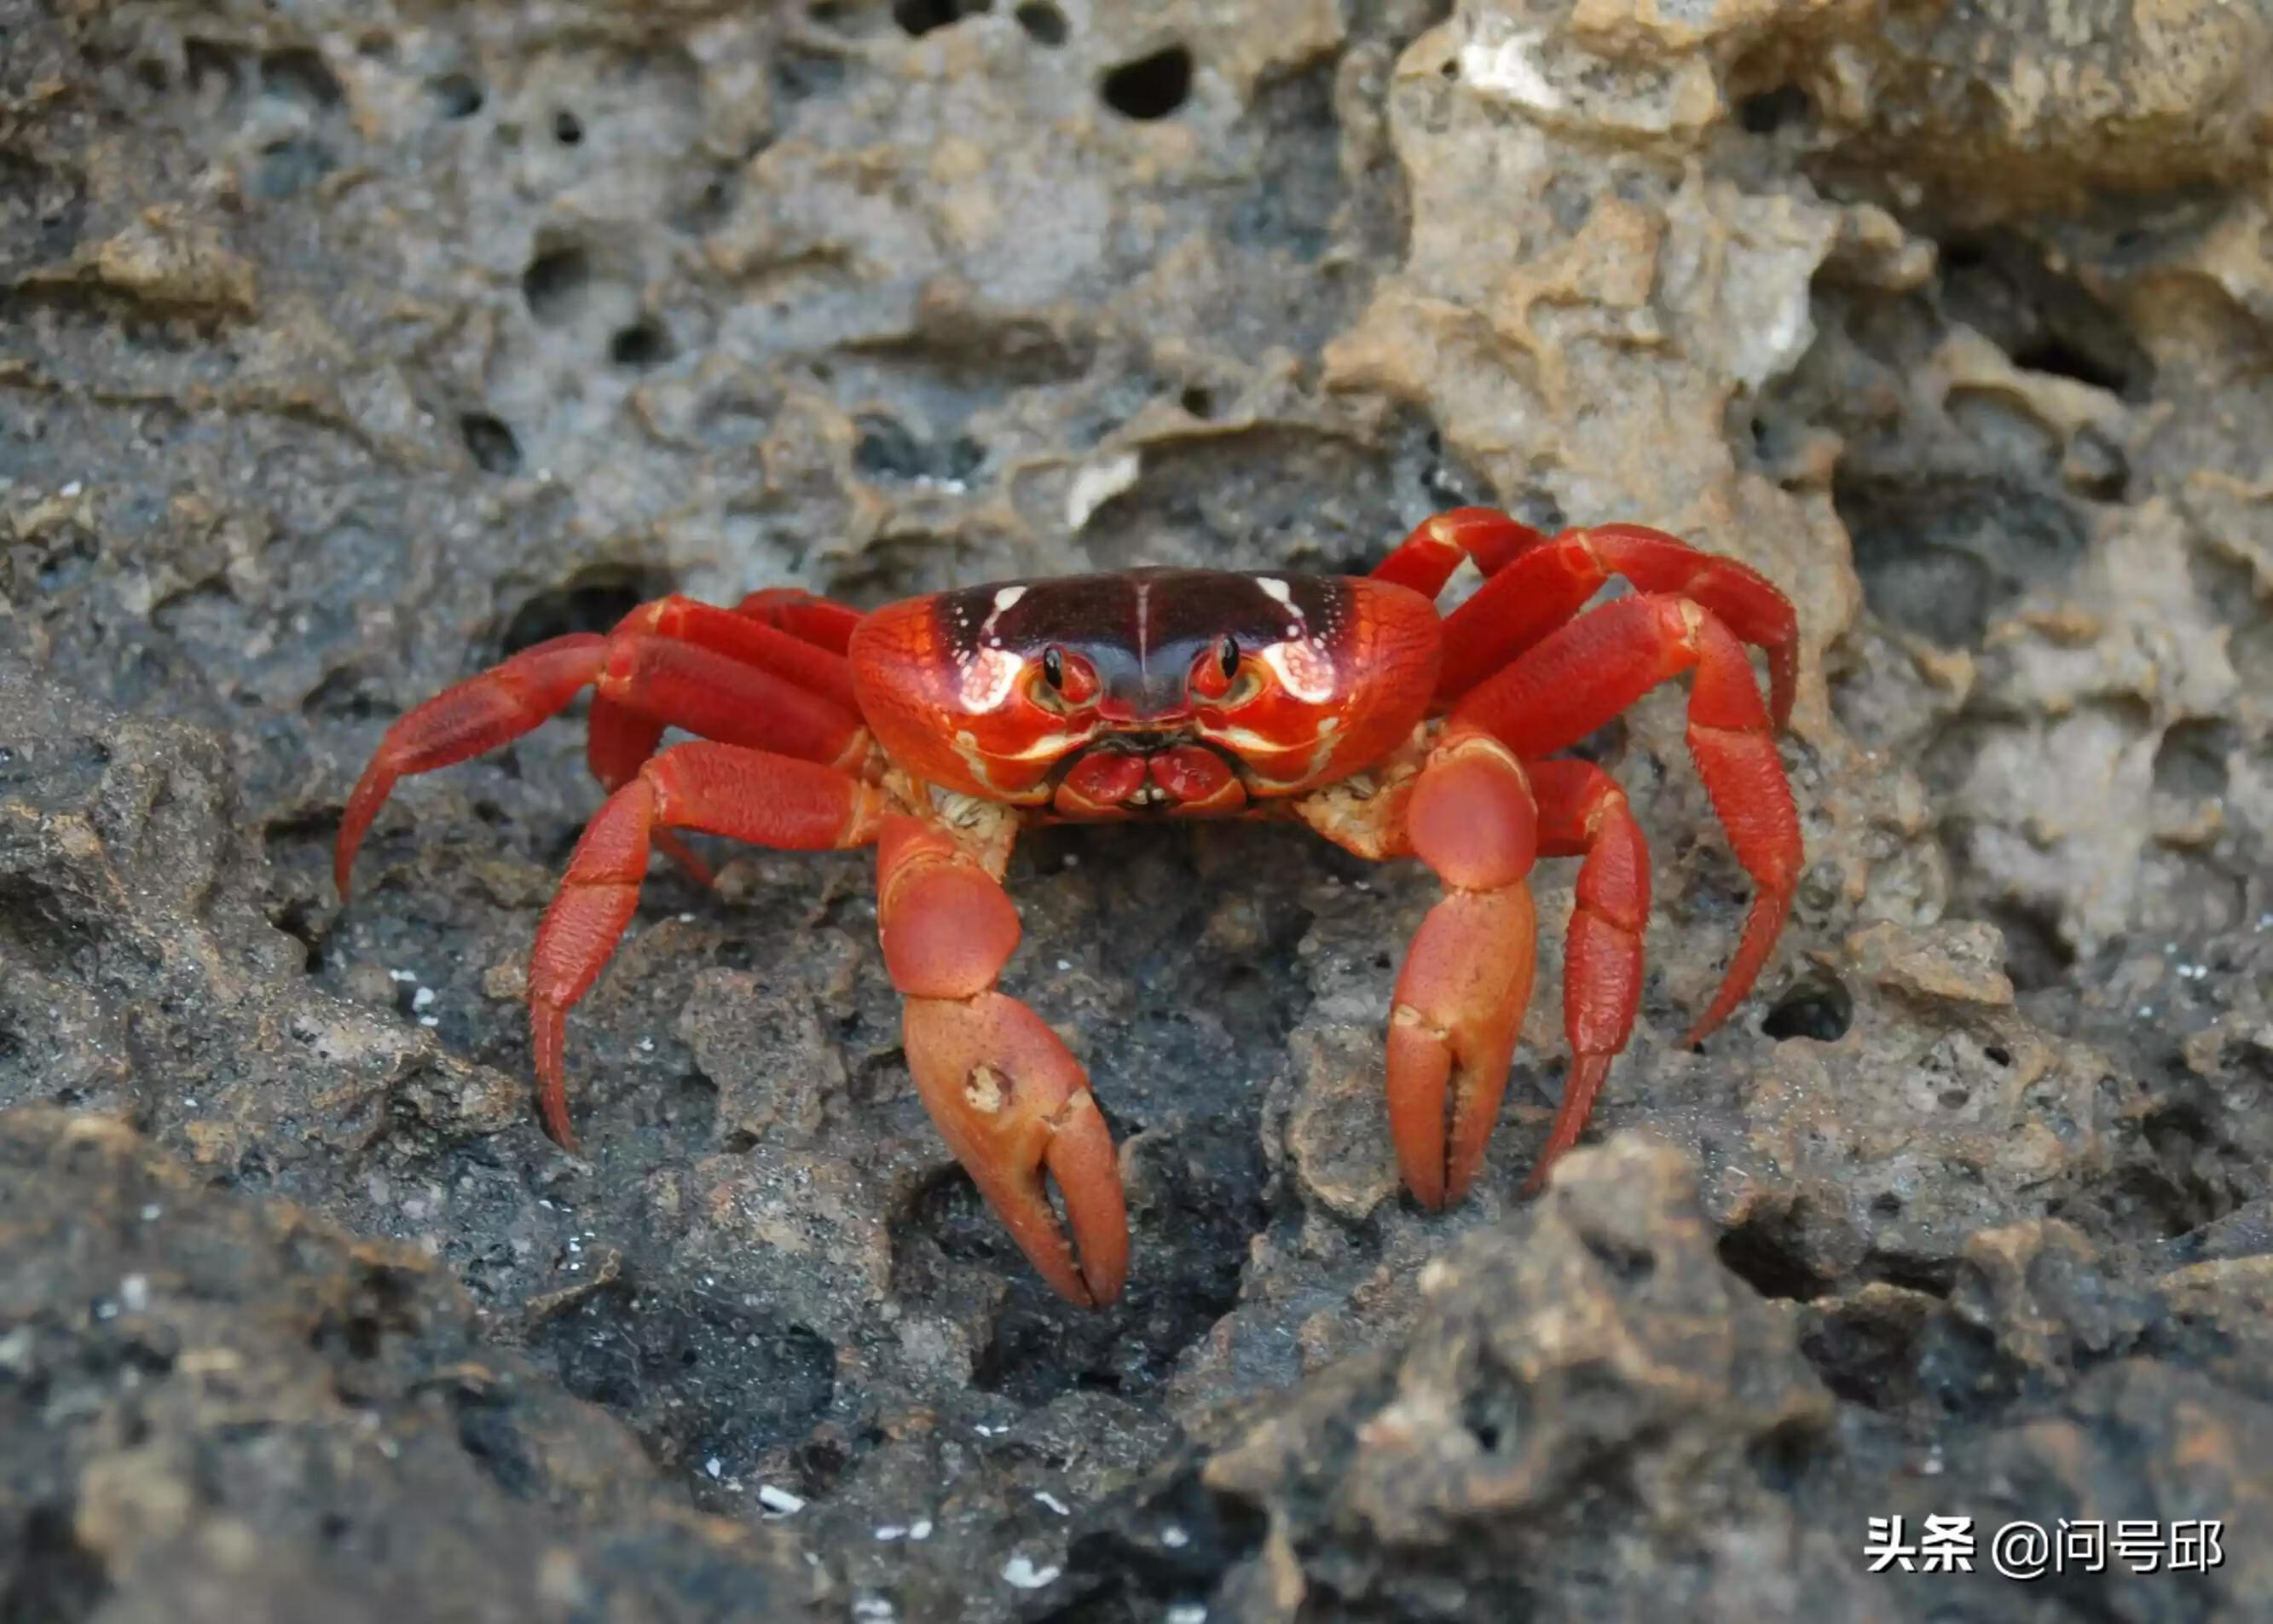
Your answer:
[1189,635,1242,701]
[1036,645,1098,705]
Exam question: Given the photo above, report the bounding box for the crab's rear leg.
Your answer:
[1454,592,1801,1046]
[528,742,885,1146]
[877,816,1126,1308]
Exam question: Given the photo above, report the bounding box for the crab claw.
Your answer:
[1379,728,1546,1209]
[1385,886,1540,1210]
[902,992,1128,1308]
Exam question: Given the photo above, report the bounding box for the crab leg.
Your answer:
[733,587,865,656]
[876,815,1127,1308]
[1369,506,1549,596]
[1524,758,1651,1191]
[528,742,885,1147]
[1380,725,1542,1209]
[1453,592,1800,1045]
[337,616,868,897]
[1369,507,1797,720]
[614,595,860,714]
[1436,524,1797,720]
[581,621,870,886]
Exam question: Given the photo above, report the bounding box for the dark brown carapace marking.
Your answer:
[847,566,1442,816]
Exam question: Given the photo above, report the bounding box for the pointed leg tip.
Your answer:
[1076,1259,1125,1310]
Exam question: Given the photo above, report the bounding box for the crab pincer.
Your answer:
[876,814,1127,1305]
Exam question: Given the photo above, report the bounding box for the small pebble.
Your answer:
[411,986,436,1011]
[873,1525,907,1542]
[705,1457,721,1478]
[1167,1607,1208,1624]
[419,1015,440,1028]
[1160,1525,1190,1549]
[908,1518,934,1540]
[1035,1491,1069,1517]
[758,1484,805,1515]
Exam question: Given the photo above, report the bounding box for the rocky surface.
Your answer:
[3,0,2271,1620]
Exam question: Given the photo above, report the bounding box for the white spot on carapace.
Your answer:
[958,645,1023,710]
[1262,638,1336,703]
[1255,577,1293,606]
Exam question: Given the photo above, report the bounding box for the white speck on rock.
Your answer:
[1035,1490,1070,1517]
[758,1484,805,1515]
[1457,30,1561,113]
[705,1457,722,1478]
[118,1274,149,1313]
[1160,1525,1190,1548]
[1001,1556,1061,1590]
[1065,451,1141,530]
[909,1518,934,1540]
[411,985,436,1011]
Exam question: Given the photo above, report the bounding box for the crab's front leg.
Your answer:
[1304,726,1543,1208]
[877,813,1128,1308]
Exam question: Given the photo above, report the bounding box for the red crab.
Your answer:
[333,507,1801,1308]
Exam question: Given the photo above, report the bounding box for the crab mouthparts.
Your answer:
[1055,737,1243,812]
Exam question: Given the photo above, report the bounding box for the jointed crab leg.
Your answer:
[528,742,885,1147]
[1453,592,1801,1047]
[337,614,869,898]
[338,633,607,898]
[1377,725,1542,1209]
[876,815,1127,1308]
[1526,758,1651,1193]
[732,587,865,657]
[1439,526,1797,720]
[581,624,871,885]
[1369,508,1798,720]
[1368,506,1547,595]
[611,595,861,714]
